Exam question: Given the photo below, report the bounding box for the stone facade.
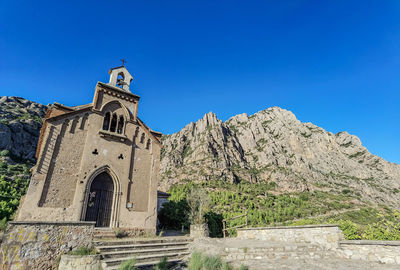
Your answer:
[16,66,162,233]
[0,221,94,270]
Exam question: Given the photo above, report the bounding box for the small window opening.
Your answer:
[117,116,124,134]
[146,139,151,150]
[103,112,111,131]
[118,154,124,159]
[110,114,117,132]
[140,133,145,143]
[92,149,98,155]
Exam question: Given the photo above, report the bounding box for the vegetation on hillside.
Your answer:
[159,179,400,240]
[0,150,32,222]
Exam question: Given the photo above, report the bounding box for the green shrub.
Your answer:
[335,219,361,240]
[205,212,223,237]
[188,251,203,270]
[361,212,400,240]
[202,255,222,270]
[239,265,248,270]
[188,251,237,270]
[119,258,137,270]
[0,150,10,157]
[0,217,8,231]
[153,256,168,270]
[68,246,97,255]
[222,263,233,270]
[114,229,127,238]
[158,199,190,230]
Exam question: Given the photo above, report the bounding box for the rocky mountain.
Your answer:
[160,107,400,209]
[0,96,48,219]
[0,96,48,162]
[0,96,399,210]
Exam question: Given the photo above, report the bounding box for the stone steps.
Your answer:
[94,228,116,239]
[97,241,190,252]
[103,251,190,268]
[106,258,184,270]
[95,237,192,269]
[101,246,190,259]
[94,237,191,246]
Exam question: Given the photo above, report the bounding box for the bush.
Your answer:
[335,219,361,240]
[119,258,137,270]
[68,246,97,255]
[188,251,203,270]
[158,199,190,230]
[153,256,168,270]
[0,150,10,157]
[188,251,236,270]
[114,229,127,238]
[361,212,400,240]
[202,254,222,270]
[205,212,223,237]
[0,217,8,231]
[187,188,210,224]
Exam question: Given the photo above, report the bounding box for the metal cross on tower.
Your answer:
[120,59,127,66]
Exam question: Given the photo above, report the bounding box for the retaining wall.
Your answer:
[237,224,343,250]
[237,225,400,265]
[0,221,95,270]
[340,240,400,264]
[58,254,100,270]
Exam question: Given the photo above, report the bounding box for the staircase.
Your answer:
[94,237,192,269]
[94,228,116,239]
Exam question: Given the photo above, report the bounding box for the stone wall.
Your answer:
[237,225,400,265]
[0,221,94,270]
[58,255,100,270]
[237,224,343,250]
[340,240,400,264]
[190,224,209,239]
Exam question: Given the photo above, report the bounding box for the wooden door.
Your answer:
[85,172,114,227]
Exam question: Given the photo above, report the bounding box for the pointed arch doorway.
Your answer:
[84,172,114,227]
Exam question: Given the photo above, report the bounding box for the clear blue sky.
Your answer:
[0,1,399,164]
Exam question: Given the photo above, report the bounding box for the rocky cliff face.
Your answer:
[0,96,398,209]
[0,96,48,161]
[160,107,400,208]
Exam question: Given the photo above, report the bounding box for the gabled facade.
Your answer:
[17,66,162,232]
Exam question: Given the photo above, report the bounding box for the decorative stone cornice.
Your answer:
[97,82,140,102]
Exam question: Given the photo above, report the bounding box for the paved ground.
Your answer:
[190,238,400,270]
[229,258,400,270]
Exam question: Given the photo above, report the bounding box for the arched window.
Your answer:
[110,113,117,132]
[140,133,145,143]
[103,112,111,131]
[117,116,124,134]
[146,139,151,150]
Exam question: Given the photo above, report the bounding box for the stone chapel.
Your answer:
[16,66,162,233]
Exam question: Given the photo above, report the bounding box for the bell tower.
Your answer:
[108,66,133,92]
